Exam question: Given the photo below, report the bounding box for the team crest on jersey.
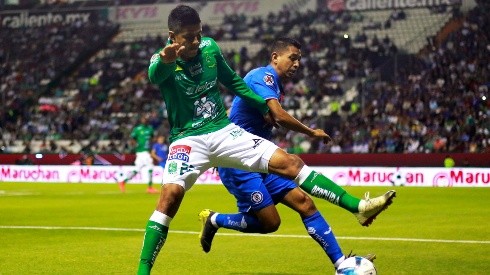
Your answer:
[251,191,264,204]
[168,145,192,162]
[205,53,216,68]
[150,54,159,64]
[263,74,274,86]
[167,161,178,174]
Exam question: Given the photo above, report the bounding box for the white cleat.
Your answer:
[355,190,396,226]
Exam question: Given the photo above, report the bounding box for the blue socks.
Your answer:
[303,211,344,265]
[215,210,343,265]
[215,212,263,233]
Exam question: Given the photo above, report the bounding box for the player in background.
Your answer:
[116,115,158,194]
[198,37,386,270]
[151,134,169,169]
[137,5,394,274]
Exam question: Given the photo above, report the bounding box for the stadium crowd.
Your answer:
[0,1,488,155]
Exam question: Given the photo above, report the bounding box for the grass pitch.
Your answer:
[0,182,489,274]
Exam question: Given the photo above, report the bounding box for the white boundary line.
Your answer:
[1,225,489,244]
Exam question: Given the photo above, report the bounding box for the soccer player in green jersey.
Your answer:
[116,115,158,193]
[137,5,395,274]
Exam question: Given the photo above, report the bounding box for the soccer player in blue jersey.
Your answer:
[198,37,386,270]
[151,134,169,169]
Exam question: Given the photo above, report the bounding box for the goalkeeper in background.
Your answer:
[116,114,158,194]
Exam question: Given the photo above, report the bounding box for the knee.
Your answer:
[297,194,318,216]
[282,154,305,176]
[261,218,281,233]
[162,184,184,200]
[157,184,185,215]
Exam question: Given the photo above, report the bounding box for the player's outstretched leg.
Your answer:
[355,190,396,226]
[294,166,396,226]
[198,209,218,253]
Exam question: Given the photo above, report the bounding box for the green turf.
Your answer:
[0,183,489,274]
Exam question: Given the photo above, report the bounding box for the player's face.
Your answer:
[170,24,202,60]
[272,45,301,79]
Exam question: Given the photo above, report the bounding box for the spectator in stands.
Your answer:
[15,155,33,165]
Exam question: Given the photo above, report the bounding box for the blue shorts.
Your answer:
[217,167,296,213]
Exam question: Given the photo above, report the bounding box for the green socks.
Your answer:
[137,212,171,275]
[295,166,361,213]
[148,169,153,187]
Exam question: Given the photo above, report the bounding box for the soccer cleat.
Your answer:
[117,181,126,193]
[146,187,158,194]
[355,190,396,226]
[113,174,126,193]
[198,209,218,253]
[365,254,376,262]
[346,250,377,262]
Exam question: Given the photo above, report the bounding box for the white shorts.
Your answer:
[162,123,278,190]
[134,151,154,170]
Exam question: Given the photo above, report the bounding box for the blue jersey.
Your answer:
[219,65,295,213]
[152,142,169,167]
[229,65,282,140]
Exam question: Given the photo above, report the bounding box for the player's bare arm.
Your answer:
[266,99,331,144]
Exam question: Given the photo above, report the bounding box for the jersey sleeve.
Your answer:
[210,39,269,116]
[130,128,137,139]
[148,51,177,85]
[248,73,279,101]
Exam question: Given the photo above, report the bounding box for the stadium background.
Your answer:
[0,1,489,274]
[0,0,489,173]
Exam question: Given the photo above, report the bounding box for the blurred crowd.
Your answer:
[0,2,488,155]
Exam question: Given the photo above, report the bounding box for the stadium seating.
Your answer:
[0,1,488,155]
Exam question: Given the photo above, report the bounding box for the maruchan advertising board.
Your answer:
[0,9,105,28]
[0,165,488,187]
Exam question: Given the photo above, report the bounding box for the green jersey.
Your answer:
[148,37,269,143]
[131,124,154,152]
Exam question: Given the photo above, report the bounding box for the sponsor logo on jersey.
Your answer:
[251,191,263,204]
[263,73,274,86]
[189,63,203,76]
[186,78,217,95]
[168,145,192,162]
[252,138,263,149]
[229,128,244,139]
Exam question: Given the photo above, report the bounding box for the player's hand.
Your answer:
[310,129,332,144]
[263,112,279,128]
[159,43,185,63]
